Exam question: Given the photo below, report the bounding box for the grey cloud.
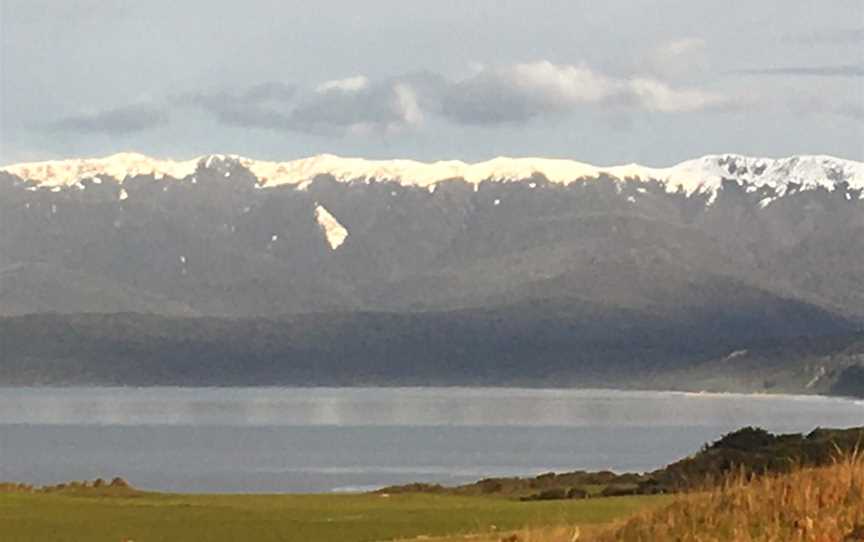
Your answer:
[836,103,864,120]
[813,101,864,120]
[176,82,296,130]
[240,82,297,103]
[88,62,731,135]
[288,78,421,134]
[51,103,168,135]
[732,65,864,77]
[441,68,569,124]
[7,0,129,26]
[788,27,864,45]
[782,92,864,120]
[282,72,448,135]
[181,74,445,135]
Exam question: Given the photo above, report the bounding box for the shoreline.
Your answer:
[0,383,860,402]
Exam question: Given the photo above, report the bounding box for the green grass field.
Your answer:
[0,490,671,542]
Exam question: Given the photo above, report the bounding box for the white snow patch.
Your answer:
[119,188,129,201]
[314,204,349,250]
[0,152,199,188]
[758,196,775,209]
[721,349,749,362]
[806,366,826,389]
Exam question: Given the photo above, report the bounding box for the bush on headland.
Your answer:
[378,426,864,502]
[0,477,134,495]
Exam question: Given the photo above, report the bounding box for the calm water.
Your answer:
[0,387,862,493]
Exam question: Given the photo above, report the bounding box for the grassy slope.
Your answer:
[593,454,864,542]
[463,455,864,542]
[0,490,670,542]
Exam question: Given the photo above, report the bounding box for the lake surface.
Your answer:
[0,387,862,493]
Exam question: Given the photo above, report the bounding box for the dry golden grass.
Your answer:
[589,452,864,542]
[392,524,606,542]
[454,453,864,542]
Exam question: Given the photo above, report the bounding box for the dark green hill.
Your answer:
[0,298,856,387]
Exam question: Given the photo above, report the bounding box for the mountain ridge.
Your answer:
[3,152,862,203]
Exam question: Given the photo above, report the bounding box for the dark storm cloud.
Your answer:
[51,103,168,135]
[731,65,864,77]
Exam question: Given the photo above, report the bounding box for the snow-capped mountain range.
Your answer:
[2,149,864,321]
[3,152,863,202]
[2,150,864,387]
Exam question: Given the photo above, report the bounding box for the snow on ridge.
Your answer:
[314,204,349,250]
[2,152,863,199]
[1,152,201,188]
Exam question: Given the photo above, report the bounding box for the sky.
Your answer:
[0,0,862,166]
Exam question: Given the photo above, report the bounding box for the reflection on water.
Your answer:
[0,387,861,492]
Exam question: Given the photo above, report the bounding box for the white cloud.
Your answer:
[392,83,424,127]
[647,37,709,80]
[628,78,726,112]
[316,75,370,93]
[442,60,727,123]
[505,61,619,105]
[657,37,706,59]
